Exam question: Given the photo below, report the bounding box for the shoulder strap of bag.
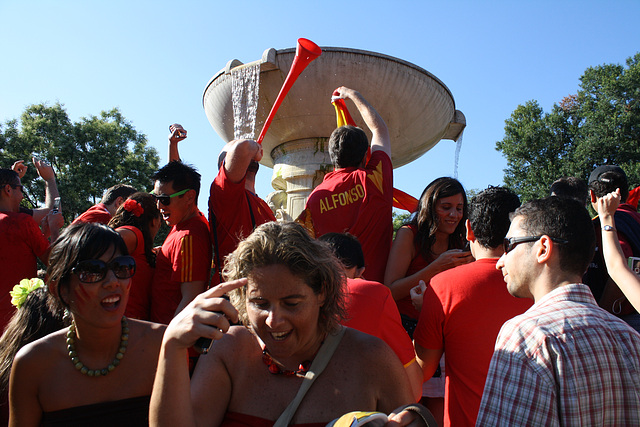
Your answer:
[273,326,347,427]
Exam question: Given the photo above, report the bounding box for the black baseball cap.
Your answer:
[589,165,625,185]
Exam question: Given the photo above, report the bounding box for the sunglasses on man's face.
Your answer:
[503,235,569,254]
[151,188,191,206]
[71,256,136,284]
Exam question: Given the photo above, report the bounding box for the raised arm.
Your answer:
[168,123,187,162]
[33,158,59,209]
[222,139,263,184]
[332,87,390,157]
[150,280,243,427]
[597,189,640,312]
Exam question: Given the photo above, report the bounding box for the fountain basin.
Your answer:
[203,46,465,168]
[203,44,465,219]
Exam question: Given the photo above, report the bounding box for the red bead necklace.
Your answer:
[261,348,313,377]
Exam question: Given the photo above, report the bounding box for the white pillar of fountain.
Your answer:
[268,138,331,221]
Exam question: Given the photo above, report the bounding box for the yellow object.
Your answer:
[10,278,45,308]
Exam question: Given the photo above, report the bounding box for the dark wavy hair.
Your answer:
[47,222,129,308]
[469,186,520,249]
[108,192,160,267]
[514,197,595,276]
[223,221,346,335]
[409,177,468,258]
[0,287,66,402]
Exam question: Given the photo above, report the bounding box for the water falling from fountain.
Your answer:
[231,63,260,140]
[453,130,464,179]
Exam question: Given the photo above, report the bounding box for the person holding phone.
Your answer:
[150,221,421,426]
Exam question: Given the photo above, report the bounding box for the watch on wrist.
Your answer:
[603,225,616,231]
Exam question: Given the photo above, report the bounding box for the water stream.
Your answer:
[453,130,464,179]
[231,63,261,140]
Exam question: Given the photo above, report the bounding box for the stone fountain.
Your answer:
[203,45,466,220]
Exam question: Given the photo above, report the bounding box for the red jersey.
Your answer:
[0,212,50,330]
[298,151,393,283]
[414,259,532,427]
[343,278,416,367]
[118,226,153,321]
[150,212,211,324]
[209,166,276,282]
[72,203,112,225]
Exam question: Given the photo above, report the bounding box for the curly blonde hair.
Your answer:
[222,221,346,335]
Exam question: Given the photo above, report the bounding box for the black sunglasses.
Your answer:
[71,256,136,284]
[152,188,190,206]
[503,235,569,254]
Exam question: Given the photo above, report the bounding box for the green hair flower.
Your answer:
[10,278,45,309]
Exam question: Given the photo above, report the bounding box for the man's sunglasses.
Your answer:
[152,188,191,206]
[503,235,569,254]
[71,256,136,284]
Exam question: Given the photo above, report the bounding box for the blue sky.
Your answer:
[1,0,638,212]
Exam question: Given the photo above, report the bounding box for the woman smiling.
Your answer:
[151,221,417,426]
[9,223,165,426]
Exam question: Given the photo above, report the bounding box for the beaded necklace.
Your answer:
[261,348,312,377]
[66,317,129,377]
[261,338,325,378]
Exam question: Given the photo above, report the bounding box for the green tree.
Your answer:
[392,211,411,237]
[0,103,160,222]
[497,53,640,202]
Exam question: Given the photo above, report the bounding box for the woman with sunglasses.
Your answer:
[8,222,165,426]
[108,192,162,321]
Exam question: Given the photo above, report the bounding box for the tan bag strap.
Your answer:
[273,326,346,427]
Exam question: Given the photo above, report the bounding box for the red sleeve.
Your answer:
[25,215,50,258]
[378,288,416,366]
[365,150,393,198]
[414,281,445,350]
[170,231,211,284]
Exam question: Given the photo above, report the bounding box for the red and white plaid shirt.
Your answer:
[477,283,640,426]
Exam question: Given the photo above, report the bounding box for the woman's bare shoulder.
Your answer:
[14,329,66,369]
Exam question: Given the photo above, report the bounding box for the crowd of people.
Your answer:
[1,86,640,426]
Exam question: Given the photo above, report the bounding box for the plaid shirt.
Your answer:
[476,284,640,426]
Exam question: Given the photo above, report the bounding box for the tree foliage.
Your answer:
[497,53,640,202]
[0,103,160,222]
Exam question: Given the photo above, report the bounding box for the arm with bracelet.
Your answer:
[597,188,640,312]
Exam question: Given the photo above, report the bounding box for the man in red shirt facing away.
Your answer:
[149,161,211,325]
[414,186,532,427]
[297,87,392,283]
[72,183,136,225]
[320,232,423,401]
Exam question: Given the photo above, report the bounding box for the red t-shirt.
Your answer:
[342,278,416,367]
[72,203,112,225]
[298,150,393,283]
[118,226,153,321]
[150,212,211,324]
[414,258,532,427]
[209,166,276,283]
[617,203,640,257]
[0,212,50,330]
